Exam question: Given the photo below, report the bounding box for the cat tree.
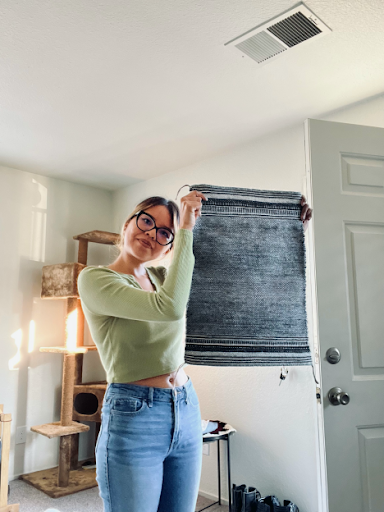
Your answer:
[20,230,119,498]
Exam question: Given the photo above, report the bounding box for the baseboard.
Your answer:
[198,488,228,506]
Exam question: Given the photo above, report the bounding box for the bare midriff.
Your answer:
[126,367,188,389]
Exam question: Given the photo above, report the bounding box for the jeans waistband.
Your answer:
[105,375,193,403]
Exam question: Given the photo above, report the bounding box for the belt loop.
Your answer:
[185,384,189,404]
[148,387,154,408]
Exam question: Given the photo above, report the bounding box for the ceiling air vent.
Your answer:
[225,2,331,65]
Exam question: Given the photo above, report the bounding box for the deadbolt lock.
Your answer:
[326,347,341,364]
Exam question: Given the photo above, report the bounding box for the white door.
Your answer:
[306,118,384,512]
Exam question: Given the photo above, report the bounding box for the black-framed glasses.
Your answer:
[133,210,174,246]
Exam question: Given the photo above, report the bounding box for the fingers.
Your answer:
[301,203,309,221]
[303,207,312,231]
[195,191,208,201]
[181,190,208,201]
[301,205,313,222]
[300,195,313,223]
[181,191,208,212]
[189,191,208,202]
[179,191,208,228]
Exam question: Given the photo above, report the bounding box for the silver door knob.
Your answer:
[328,387,350,406]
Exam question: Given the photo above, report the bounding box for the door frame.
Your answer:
[304,118,329,512]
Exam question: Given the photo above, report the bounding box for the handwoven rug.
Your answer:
[184,184,312,366]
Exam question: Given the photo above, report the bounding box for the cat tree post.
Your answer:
[58,352,75,487]
[68,295,85,469]
[70,352,84,471]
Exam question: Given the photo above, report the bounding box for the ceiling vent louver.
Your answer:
[225,2,331,65]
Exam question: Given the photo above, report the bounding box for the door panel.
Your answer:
[358,427,384,512]
[341,154,384,195]
[350,228,384,368]
[345,224,384,373]
[306,119,384,512]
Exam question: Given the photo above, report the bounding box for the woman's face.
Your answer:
[122,205,174,262]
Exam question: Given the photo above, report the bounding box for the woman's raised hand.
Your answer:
[180,191,208,231]
[301,195,313,232]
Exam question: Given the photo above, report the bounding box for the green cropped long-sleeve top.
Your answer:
[77,228,195,383]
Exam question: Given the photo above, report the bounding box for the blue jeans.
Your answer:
[96,376,203,512]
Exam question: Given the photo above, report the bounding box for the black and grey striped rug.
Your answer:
[184,184,312,366]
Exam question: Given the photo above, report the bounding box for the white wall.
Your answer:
[113,92,384,512]
[321,92,384,127]
[0,166,115,480]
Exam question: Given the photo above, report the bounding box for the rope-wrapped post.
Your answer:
[58,353,76,487]
[60,354,76,426]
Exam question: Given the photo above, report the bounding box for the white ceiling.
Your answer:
[1,0,384,190]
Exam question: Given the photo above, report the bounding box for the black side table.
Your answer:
[197,430,235,512]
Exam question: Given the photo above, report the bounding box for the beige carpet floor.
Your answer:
[8,479,229,512]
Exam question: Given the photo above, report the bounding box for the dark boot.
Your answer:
[262,496,300,512]
[242,486,261,512]
[232,484,247,512]
[283,500,300,512]
[263,495,283,511]
[256,502,270,512]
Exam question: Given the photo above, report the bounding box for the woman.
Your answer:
[77,190,208,512]
[77,189,312,512]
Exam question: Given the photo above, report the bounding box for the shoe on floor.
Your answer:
[242,486,261,512]
[254,499,270,512]
[283,500,300,512]
[232,484,247,512]
[262,495,300,512]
